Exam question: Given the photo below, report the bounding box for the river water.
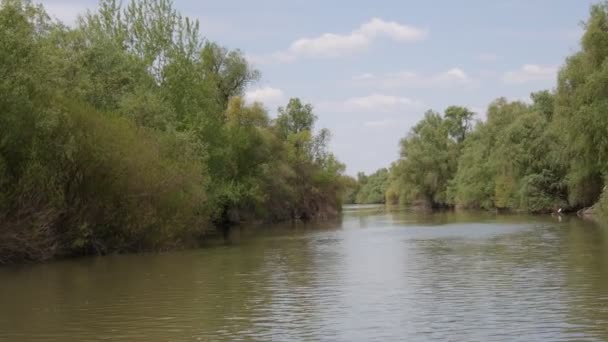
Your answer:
[1,205,608,341]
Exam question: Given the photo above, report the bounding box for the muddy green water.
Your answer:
[1,205,608,341]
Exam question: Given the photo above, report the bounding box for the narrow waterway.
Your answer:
[1,205,608,341]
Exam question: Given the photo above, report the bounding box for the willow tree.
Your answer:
[389,105,474,208]
[555,2,608,207]
[393,111,456,207]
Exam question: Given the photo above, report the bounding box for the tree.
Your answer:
[389,106,474,208]
[270,98,345,220]
[201,42,260,108]
[351,168,390,204]
[275,98,317,138]
[0,0,346,263]
[444,106,474,143]
[554,2,608,207]
[393,110,456,207]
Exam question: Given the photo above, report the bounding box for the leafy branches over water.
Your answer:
[0,0,345,263]
[386,3,608,214]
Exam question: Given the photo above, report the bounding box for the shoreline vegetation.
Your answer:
[345,2,608,222]
[0,0,347,264]
[2,0,608,264]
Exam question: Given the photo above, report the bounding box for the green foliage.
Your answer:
[54,102,210,255]
[554,2,608,208]
[444,106,474,144]
[388,110,462,208]
[388,93,569,213]
[448,122,495,209]
[0,0,345,263]
[346,169,390,204]
[275,98,317,139]
[269,98,346,220]
[383,4,608,214]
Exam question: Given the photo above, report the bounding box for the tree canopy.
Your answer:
[0,0,346,263]
[385,2,608,215]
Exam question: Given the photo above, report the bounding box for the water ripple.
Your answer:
[1,210,608,341]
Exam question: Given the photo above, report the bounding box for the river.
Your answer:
[1,205,608,341]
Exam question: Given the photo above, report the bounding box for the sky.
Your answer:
[39,0,594,175]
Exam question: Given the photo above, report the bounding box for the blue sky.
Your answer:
[40,0,593,175]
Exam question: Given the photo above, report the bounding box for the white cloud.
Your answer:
[358,18,428,42]
[438,68,469,83]
[245,86,284,104]
[352,68,473,89]
[287,32,369,59]
[249,18,427,64]
[477,53,499,62]
[503,64,558,84]
[319,94,424,113]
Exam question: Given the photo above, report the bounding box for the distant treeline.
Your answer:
[347,3,608,217]
[344,169,390,204]
[0,0,347,263]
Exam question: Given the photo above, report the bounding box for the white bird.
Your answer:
[557,208,563,214]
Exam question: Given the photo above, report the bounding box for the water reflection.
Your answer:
[1,206,607,341]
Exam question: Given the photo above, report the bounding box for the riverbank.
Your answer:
[0,1,347,265]
[0,206,343,265]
